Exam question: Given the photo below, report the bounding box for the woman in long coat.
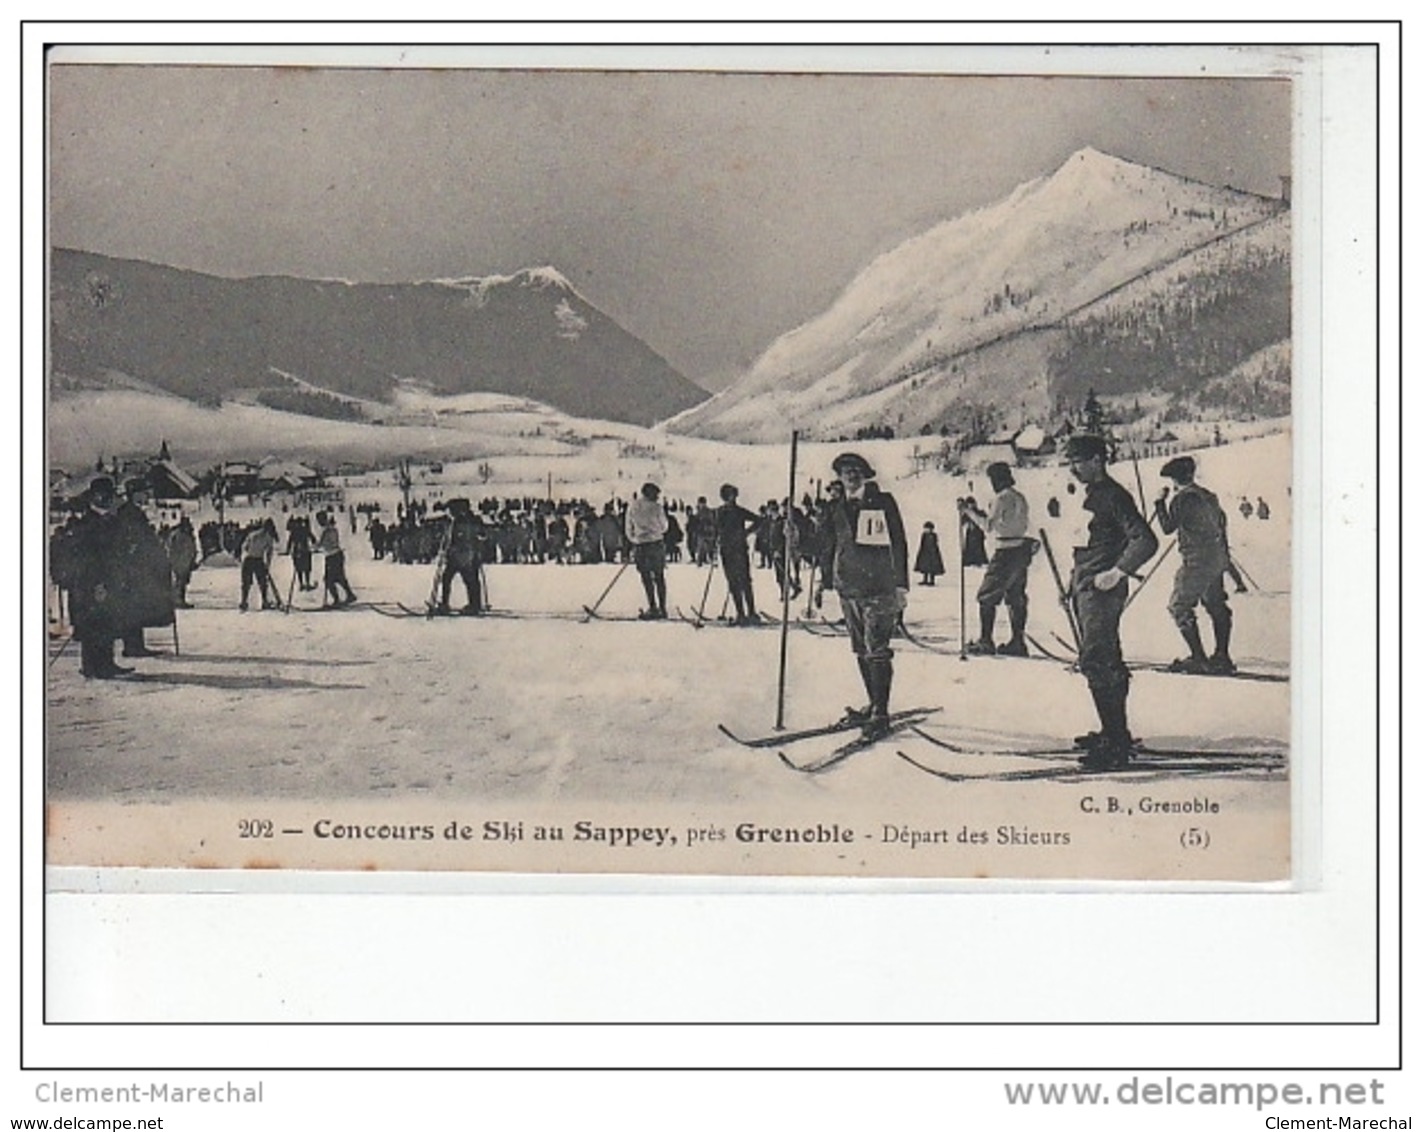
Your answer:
[914,521,946,585]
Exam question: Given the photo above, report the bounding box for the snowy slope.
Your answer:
[672,148,1285,441]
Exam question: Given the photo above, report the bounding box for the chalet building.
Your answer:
[146,458,201,501]
[216,462,262,499]
[1011,424,1056,464]
[257,458,322,494]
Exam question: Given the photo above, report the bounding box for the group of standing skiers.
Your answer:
[50,438,1253,772]
[232,510,357,611]
[810,436,1246,770]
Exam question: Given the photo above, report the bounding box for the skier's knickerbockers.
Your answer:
[1153,455,1236,675]
[817,452,909,740]
[624,482,670,620]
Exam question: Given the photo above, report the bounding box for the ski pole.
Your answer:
[172,610,181,657]
[693,558,718,625]
[581,561,631,621]
[1129,443,1149,518]
[957,509,968,659]
[47,632,75,671]
[283,559,298,614]
[1037,528,1083,653]
[426,520,453,611]
[1229,552,1262,592]
[1123,537,1176,614]
[775,430,799,731]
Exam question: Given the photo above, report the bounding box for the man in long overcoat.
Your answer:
[51,476,174,679]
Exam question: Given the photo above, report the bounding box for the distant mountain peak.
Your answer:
[670,147,1287,442]
[432,265,575,296]
[1064,144,1125,168]
[50,247,709,428]
[518,265,573,290]
[1034,147,1157,202]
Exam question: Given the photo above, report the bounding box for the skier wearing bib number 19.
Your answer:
[815,452,909,740]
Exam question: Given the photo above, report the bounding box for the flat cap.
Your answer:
[1160,455,1197,482]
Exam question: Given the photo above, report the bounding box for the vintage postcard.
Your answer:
[44,47,1301,883]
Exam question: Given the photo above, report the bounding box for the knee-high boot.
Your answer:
[868,658,893,718]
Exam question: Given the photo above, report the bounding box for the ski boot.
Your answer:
[860,712,893,742]
[1078,735,1135,771]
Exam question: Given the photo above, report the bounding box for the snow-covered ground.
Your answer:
[45,431,1292,880]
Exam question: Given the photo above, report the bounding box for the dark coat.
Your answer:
[52,503,174,642]
[714,503,760,561]
[960,518,989,567]
[914,530,945,577]
[820,482,909,598]
[445,513,486,569]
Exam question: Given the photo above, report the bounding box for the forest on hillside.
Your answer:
[1048,245,1290,413]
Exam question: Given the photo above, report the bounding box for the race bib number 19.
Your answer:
[856,510,891,546]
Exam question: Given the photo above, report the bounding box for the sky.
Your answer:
[48,54,1292,391]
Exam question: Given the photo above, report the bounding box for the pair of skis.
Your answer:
[677,607,778,629]
[582,606,674,623]
[1128,661,1288,684]
[895,724,1287,782]
[366,600,519,620]
[719,706,941,774]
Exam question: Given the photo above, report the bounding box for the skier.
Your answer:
[1154,455,1236,675]
[1063,434,1158,769]
[316,510,358,607]
[663,507,684,564]
[238,518,282,611]
[689,497,715,565]
[816,452,909,740]
[754,504,774,570]
[714,483,762,625]
[596,503,624,565]
[286,514,316,591]
[958,462,1035,656]
[625,482,670,619]
[913,521,944,586]
[764,499,801,601]
[437,498,485,614]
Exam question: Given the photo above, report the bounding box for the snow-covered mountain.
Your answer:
[670,148,1289,441]
[49,250,709,428]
